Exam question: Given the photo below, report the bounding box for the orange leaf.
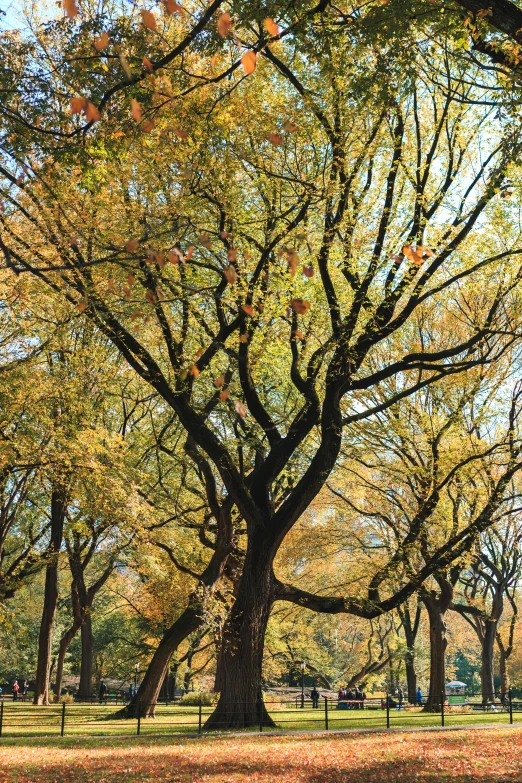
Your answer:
[402,244,432,265]
[241,51,257,75]
[173,127,189,138]
[303,265,314,278]
[234,400,247,419]
[287,249,299,276]
[70,97,87,115]
[77,299,87,312]
[290,298,311,315]
[185,245,194,260]
[126,239,139,252]
[131,99,143,122]
[142,119,156,133]
[142,9,157,30]
[219,389,229,401]
[168,249,183,264]
[240,333,248,343]
[189,364,200,378]
[107,278,116,292]
[214,375,225,388]
[123,286,131,298]
[217,11,232,37]
[85,101,100,122]
[94,32,109,51]
[63,0,79,18]
[263,17,280,36]
[267,132,283,146]
[242,304,254,316]
[282,120,299,133]
[292,330,304,340]
[131,310,143,320]
[163,0,182,13]
[142,57,154,73]
[227,247,237,262]
[224,265,237,284]
[127,273,135,285]
[199,232,212,249]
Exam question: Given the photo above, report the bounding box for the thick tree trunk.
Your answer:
[122,603,202,717]
[498,642,509,701]
[422,587,452,712]
[78,613,94,699]
[53,623,79,700]
[34,487,66,705]
[480,620,497,703]
[204,540,276,730]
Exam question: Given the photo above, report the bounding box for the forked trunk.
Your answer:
[78,613,94,699]
[204,540,276,730]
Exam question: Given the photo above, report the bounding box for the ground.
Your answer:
[0,727,521,782]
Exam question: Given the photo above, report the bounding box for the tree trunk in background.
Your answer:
[79,613,94,699]
[204,537,276,730]
[480,620,497,703]
[398,600,422,703]
[422,579,453,712]
[53,622,80,700]
[405,649,417,704]
[34,487,66,705]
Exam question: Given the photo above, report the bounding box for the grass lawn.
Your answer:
[0,726,521,781]
[0,702,516,738]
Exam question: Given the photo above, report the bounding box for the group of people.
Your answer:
[337,686,367,708]
[11,679,28,701]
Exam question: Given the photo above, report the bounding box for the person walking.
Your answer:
[12,679,19,702]
[310,686,320,709]
[99,680,108,704]
[22,680,28,702]
[416,687,422,707]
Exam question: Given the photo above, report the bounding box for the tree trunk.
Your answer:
[498,641,509,701]
[480,619,497,703]
[121,603,203,717]
[405,649,417,705]
[422,591,451,712]
[53,623,79,700]
[78,613,94,699]
[33,487,66,705]
[204,539,276,730]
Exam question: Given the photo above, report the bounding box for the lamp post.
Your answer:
[301,662,306,709]
[134,663,139,694]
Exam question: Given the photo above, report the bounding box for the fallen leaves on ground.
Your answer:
[1,728,521,782]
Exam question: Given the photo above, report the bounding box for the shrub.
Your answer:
[179,692,215,706]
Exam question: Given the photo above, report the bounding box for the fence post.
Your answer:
[198,697,202,735]
[509,688,513,725]
[386,694,390,728]
[441,691,445,727]
[0,700,3,738]
[259,695,263,733]
[61,702,66,737]
[324,696,329,731]
[137,702,141,736]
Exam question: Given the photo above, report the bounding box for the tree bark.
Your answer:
[422,580,453,712]
[53,622,80,700]
[78,613,94,699]
[480,619,497,703]
[204,537,276,730]
[33,487,66,705]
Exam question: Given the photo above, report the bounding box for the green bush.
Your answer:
[178,692,215,706]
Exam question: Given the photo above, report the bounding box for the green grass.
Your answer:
[0,701,516,739]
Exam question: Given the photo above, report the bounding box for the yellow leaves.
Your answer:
[94,32,109,51]
[214,375,225,388]
[267,132,284,146]
[199,232,212,249]
[142,9,158,30]
[290,298,311,315]
[142,57,154,73]
[125,239,139,252]
[224,265,237,284]
[234,400,247,419]
[76,299,87,313]
[402,245,434,266]
[70,98,100,123]
[131,99,143,122]
[242,304,254,316]
[282,120,299,133]
[217,11,232,37]
[63,0,79,18]
[263,18,280,36]
[241,51,257,75]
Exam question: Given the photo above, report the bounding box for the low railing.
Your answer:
[0,691,519,739]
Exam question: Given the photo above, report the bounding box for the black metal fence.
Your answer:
[0,691,519,739]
